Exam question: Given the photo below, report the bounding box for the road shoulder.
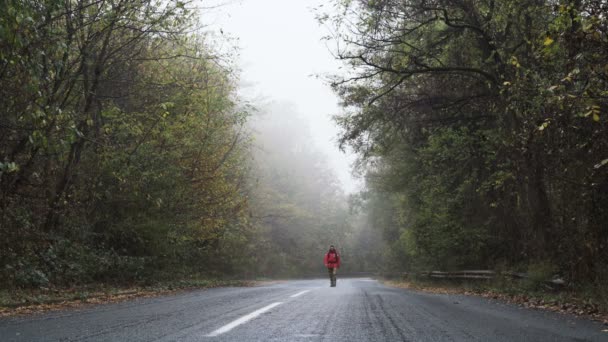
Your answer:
[382,279,608,326]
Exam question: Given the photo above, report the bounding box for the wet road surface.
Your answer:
[0,278,605,341]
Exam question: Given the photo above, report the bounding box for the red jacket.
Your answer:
[324,251,340,268]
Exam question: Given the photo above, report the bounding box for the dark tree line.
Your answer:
[325,0,607,287]
[0,0,254,287]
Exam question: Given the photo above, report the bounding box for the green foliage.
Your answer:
[0,1,374,289]
[524,261,558,291]
[0,0,254,288]
[328,0,608,285]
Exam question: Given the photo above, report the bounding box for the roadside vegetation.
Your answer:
[0,0,374,305]
[322,0,607,312]
[1,0,253,290]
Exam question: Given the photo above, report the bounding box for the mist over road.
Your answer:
[0,278,604,341]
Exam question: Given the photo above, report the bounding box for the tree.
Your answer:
[0,0,253,286]
[325,0,608,282]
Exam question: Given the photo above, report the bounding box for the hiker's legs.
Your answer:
[328,267,337,286]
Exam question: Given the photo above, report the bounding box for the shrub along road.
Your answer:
[0,278,605,341]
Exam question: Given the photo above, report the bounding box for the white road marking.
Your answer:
[206,302,283,337]
[290,290,311,298]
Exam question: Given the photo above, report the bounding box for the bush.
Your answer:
[14,267,49,288]
[524,261,557,291]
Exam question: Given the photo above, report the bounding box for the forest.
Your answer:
[325,0,607,290]
[0,0,606,300]
[0,0,372,288]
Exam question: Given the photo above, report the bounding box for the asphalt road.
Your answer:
[0,278,606,341]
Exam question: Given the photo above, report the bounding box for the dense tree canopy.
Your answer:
[0,0,384,288]
[0,0,260,286]
[325,0,607,285]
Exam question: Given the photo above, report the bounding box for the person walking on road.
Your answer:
[324,245,340,287]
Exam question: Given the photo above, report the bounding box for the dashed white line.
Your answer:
[206,302,283,337]
[206,290,314,337]
[290,290,311,298]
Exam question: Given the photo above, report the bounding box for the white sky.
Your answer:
[202,0,360,193]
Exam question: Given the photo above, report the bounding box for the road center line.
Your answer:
[206,302,283,337]
[290,290,310,298]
